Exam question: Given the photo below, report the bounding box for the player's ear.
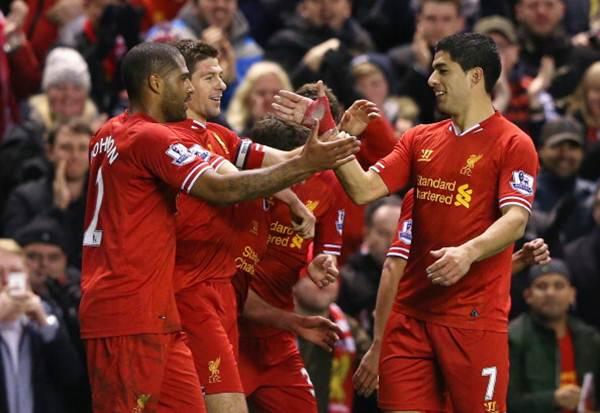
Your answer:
[470,67,484,87]
[148,73,162,95]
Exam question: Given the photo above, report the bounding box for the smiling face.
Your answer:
[428,51,473,116]
[188,57,227,121]
[159,55,195,122]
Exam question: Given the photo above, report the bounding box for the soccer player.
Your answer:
[353,189,550,403]
[170,40,341,413]
[81,42,358,413]
[237,116,346,413]
[287,32,539,412]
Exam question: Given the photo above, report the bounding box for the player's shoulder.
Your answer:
[404,119,452,142]
[207,122,239,139]
[313,170,339,187]
[493,114,535,147]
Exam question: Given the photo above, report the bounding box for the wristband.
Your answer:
[304,96,337,133]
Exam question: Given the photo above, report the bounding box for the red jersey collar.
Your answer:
[448,111,501,137]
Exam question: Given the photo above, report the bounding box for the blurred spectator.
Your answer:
[148,0,263,108]
[475,15,555,140]
[515,0,600,108]
[0,47,98,222]
[29,47,98,132]
[14,218,82,355]
[337,196,401,339]
[226,60,291,135]
[265,0,374,91]
[530,118,596,255]
[22,0,85,61]
[508,259,600,413]
[564,184,600,331]
[75,0,143,113]
[566,61,600,180]
[0,0,42,138]
[3,120,92,267]
[0,238,84,413]
[295,273,370,413]
[358,0,415,52]
[388,0,465,123]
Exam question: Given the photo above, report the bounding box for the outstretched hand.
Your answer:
[300,121,360,171]
[291,314,341,352]
[339,99,381,136]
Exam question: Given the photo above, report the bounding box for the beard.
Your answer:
[161,88,187,122]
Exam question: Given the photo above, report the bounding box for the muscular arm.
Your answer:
[191,156,312,204]
[261,146,303,167]
[334,159,389,205]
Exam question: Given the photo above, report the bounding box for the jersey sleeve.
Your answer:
[232,139,266,170]
[357,116,397,168]
[387,189,414,260]
[497,134,539,214]
[135,124,222,193]
[314,179,345,257]
[368,127,415,193]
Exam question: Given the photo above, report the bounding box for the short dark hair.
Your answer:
[435,32,501,94]
[250,115,311,151]
[48,119,94,146]
[121,42,183,102]
[172,39,218,72]
[295,82,343,122]
[418,0,462,15]
[364,195,401,227]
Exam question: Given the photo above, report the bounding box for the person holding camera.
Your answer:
[0,238,84,413]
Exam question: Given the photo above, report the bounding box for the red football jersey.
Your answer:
[371,112,538,331]
[249,172,345,325]
[387,189,414,261]
[173,119,267,290]
[80,112,221,338]
[231,198,272,277]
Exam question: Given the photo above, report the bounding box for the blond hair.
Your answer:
[0,239,24,256]
[566,61,600,128]
[226,61,292,133]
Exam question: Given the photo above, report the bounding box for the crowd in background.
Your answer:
[0,0,599,412]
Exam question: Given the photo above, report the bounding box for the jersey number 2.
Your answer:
[83,167,104,246]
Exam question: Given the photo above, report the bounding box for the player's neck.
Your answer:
[129,102,166,123]
[452,96,495,133]
[186,108,207,124]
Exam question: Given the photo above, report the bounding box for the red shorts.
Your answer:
[379,310,508,413]
[85,332,205,413]
[176,280,243,395]
[238,331,317,412]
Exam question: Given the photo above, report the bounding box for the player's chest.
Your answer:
[413,136,500,185]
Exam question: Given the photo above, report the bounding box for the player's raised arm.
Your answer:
[189,121,359,204]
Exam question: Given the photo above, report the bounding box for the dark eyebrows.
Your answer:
[432,62,449,71]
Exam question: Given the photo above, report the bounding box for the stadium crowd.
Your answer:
[0,0,599,412]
